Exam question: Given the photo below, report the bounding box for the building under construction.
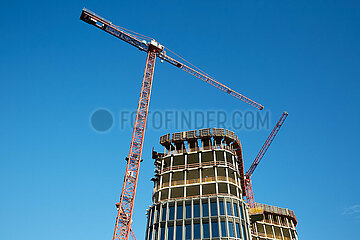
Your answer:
[145,128,297,240]
[147,128,298,240]
[250,203,298,240]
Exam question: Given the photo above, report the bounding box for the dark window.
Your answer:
[228,221,234,237]
[160,227,165,240]
[211,221,219,238]
[203,222,210,239]
[219,200,225,215]
[162,205,167,221]
[176,225,182,240]
[202,201,209,217]
[194,203,200,218]
[216,151,224,161]
[168,226,174,240]
[177,204,183,220]
[150,209,154,225]
[156,206,160,222]
[186,203,191,219]
[154,226,158,240]
[147,210,150,226]
[194,223,200,240]
[221,221,227,237]
[233,203,239,217]
[239,205,244,219]
[210,202,217,216]
[226,202,232,216]
[148,227,153,240]
[185,224,191,240]
[169,206,175,220]
[242,224,247,240]
[235,223,241,238]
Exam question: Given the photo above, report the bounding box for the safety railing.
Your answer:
[186,178,200,184]
[154,175,239,192]
[164,145,234,156]
[266,233,275,238]
[254,203,297,225]
[160,160,237,174]
[156,192,238,202]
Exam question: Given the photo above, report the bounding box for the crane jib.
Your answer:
[104,26,148,51]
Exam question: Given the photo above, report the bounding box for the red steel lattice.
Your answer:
[245,111,288,208]
[112,50,157,240]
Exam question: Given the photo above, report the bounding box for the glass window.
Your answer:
[154,227,158,240]
[177,204,183,220]
[185,224,191,240]
[160,227,165,240]
[219,200,225,215]
[242,224,247,240]
[194,223,200,240]
[147,210,151,226]
[210,202,217,216]
[162,205,167,221]
[221,221,227,237]
[194,203,200,218]
[226,202,232,216]
[202,201,209,217]
[228,221,234,237]
[168,226,174,240]
[156,206,160,222]
[211,220,219,238]
[150,209,154,225]
[233,203,239,217]
[203,222,210,239]
[169,206,175,220]
[186,203,191,219]
[239,205,244,219]
[176,225,182,240]
[235,223,241,239]
[148,227,153,240]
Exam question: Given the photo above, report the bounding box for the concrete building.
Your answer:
[145,128,252,240]
[249,203,298,240]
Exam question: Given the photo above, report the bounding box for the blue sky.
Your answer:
[1,0,360,239]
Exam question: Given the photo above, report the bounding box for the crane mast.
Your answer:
[245,111,288,208]
[112,50,159,240]
[80,8,264,240]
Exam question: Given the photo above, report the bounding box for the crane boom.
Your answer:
[159,55,264,110]
[246,111,288,178]
[245,111,288,208]
[80,8,264,110]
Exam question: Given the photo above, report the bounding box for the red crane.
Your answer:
[245,111,288,208]
[80,8,264,240]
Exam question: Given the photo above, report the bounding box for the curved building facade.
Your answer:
[145,128,252,240]
[249,203,298,240]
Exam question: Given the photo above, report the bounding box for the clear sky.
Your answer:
[1,0,359,239]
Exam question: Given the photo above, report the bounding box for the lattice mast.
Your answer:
[80,8,263,240]
[245,111,288,208]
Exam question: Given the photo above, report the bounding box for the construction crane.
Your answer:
[80,8,264,240]
[245,111,288,208]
